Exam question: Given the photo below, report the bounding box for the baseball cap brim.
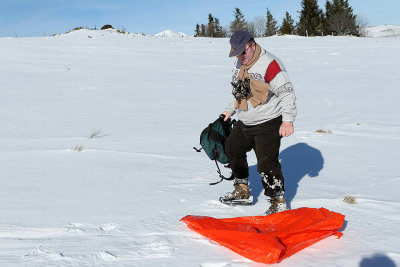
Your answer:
[229,44,246,57]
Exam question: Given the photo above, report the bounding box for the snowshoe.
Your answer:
[219,181,253,206]
[219,194,254,206]
[265,193,288,215]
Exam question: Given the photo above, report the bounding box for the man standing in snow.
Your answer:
[220,30,296,215]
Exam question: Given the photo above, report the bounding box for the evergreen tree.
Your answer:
[230,8,248,34]
[207,13,215,37]
[280,12,295,35]
[265,8,278,36]
[214,18,227,37]
[297,0,324,36]
[194,24,201,37]
[200,24,206,37]
[195,14,227,38]
[325,0,358,35]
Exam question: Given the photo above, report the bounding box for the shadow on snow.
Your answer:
[359,253,397,267]
[248,142,324,208]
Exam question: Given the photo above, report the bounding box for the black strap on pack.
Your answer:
[193,143,233,185]
[209,158,234,185]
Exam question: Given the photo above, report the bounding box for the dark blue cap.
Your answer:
[229,30,253,57]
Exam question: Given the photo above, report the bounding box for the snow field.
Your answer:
[0,29,399,266]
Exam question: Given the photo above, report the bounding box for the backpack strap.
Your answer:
[209,158,234,185]
[193,147,202,152]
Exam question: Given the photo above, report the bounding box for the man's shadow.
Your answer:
[248,143,324,208]
[359,254,397,267]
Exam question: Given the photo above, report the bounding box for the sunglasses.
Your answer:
[240,44,253,56]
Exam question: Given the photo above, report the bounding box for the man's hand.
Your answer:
[221,111,232,121]
[279,121,294,137]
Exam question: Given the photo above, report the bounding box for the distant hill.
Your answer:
[60,28,146,38]
[154,30,188,38]
[364,25,400,38]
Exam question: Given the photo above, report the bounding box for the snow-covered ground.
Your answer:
[0,29,399,266]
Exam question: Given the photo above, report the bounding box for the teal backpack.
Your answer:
[194,115,235,185]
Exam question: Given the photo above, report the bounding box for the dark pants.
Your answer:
[225,116,284,197]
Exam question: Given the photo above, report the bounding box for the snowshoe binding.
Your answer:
[219,179,253,206]
[265,192,288,215]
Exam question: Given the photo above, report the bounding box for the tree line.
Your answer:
[195,0,363,37]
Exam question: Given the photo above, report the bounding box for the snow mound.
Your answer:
[364,25,400,38]
[58,28,146,38]
[154,30,188,38]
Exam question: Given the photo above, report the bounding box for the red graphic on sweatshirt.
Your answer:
[265,60,281,83]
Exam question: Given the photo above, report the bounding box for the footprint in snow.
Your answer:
[99,223,119,232]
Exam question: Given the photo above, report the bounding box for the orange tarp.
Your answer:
[181,207,345,264]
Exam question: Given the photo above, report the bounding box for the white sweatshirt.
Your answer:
[226,47,297,126]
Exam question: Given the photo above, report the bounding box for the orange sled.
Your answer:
[181,207,345,264]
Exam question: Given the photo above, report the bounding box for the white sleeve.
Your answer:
[269,71,297,122]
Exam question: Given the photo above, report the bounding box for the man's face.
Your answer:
[237,42,256,65]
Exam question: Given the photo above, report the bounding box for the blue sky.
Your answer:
[0,0,399,37]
